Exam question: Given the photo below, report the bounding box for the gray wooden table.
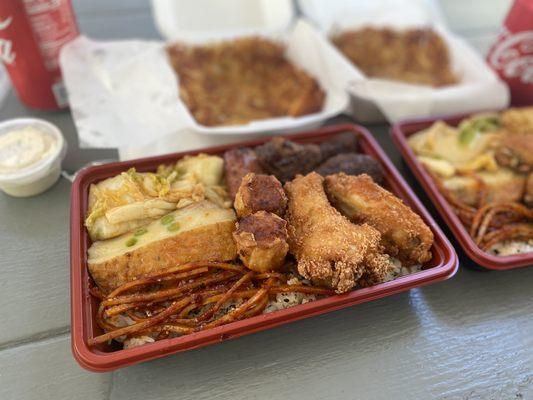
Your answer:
[0,1,531,399]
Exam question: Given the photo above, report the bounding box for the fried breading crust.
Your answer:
[285,172,390,293]
[325,173,434,266]
[500,107,533,135]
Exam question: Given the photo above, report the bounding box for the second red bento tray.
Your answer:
[71,124,458,372]
[391,114,533,270]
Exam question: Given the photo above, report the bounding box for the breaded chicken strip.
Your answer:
[285,172,391,293]
[325,173,434,266]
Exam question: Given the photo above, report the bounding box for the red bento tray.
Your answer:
[391,114,533,270]
[71,124,458,372]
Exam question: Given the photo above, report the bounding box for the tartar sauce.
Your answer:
[0,126,57,174]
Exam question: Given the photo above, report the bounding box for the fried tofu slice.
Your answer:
[285,172,391,293]
[233,211,289,273]
[88,201,237,293]
[325,173,434,266]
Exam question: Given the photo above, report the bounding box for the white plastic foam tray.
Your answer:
[298,0,510,123]
[152,0,296,41]
[162,19,350,136]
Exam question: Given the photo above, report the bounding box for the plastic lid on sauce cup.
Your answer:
[0,118,67,197]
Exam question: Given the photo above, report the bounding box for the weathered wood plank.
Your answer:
[72,0,150,17]
[0,179,70,345]
[0,334,111,400]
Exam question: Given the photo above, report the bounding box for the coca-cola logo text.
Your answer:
[0,16,15,64]
[489,28,533,84]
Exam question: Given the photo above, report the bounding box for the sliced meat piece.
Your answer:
[223,147,265,200]
[316,153,385,183]
[318,132,359,160]
[255,137,322,182]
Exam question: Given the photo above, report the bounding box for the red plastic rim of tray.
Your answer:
[391,114,533,270]
[71,124,458,372]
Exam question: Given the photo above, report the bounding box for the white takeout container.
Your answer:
[152,0,295,41]
[157,18,350,137]
[0,118,66,197]
[297,0,510,123]
[60,0,349,158]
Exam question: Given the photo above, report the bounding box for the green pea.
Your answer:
[458,127,476,146]
[167,222,180,232]
[125,237,138,247]
[160,214,174,225]
[134,227,148,236]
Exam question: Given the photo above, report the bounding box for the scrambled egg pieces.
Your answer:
[85,154,230,241]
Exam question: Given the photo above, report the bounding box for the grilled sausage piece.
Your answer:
[223,147,265,200]
[234,173,287,218]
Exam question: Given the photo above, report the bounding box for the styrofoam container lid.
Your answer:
[297,0,446,31]
[151,0,295,41]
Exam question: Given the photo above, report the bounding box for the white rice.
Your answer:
[264,292,317,314]
[264,275,316,313]
[123,335,155,349]
[383,258,421,282]
[489,240,533,256]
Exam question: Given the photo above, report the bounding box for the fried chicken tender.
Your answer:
[500,107,533,134]
[234,173,287,218]
[233,211,289,273]
[285,172,391,293]
[325,173,434,266]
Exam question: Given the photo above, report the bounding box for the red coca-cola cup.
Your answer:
[487,0,533,106]
[0,0,79,110]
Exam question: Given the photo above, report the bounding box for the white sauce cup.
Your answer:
[0,118,67,197]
